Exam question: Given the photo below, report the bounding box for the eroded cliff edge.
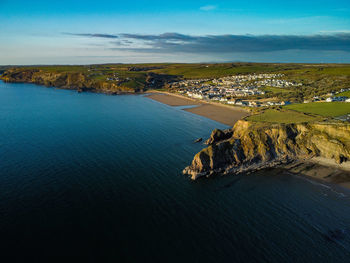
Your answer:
[183,120,350,180]
[0,68,171,93]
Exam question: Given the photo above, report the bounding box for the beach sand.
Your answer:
[146,93,200,106]
[283,157,350,190]
[147,93,249,126]
[184,104,249,126]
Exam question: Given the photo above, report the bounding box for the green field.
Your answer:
[246,109,322,124]
[337,91,350,97]
[284,102,350,117]
[151,63,288,79]
[261,86,293,94]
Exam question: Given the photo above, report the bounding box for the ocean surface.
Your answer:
[1,80,350,262]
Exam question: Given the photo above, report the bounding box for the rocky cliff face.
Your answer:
[0,68,171,94]
[183,120,350,180]
[1,68,135,93]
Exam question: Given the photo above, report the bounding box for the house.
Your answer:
[327,96,348,102]
[280,101,291,105]
[248,101,259,107]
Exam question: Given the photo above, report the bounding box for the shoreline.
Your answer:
[3,80,350,190]
[0,79,141,95]
[148,92,350,190]
[282,157,350,190]
[146,92,249,126]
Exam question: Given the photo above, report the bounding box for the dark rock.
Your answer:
[205,129,233,145]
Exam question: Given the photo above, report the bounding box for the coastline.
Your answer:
[282,157,350,190]
[146,92,249,126]
[147,92,350,190]
[182,119,350,192]
[3,80,350,190]
[1,79,248,126]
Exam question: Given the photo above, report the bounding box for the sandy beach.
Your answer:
[283,157,350,190]
[146,93,200,106]
[147,92,249,126]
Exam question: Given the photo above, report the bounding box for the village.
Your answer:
[169,73,300,107]
[169,74,350,107]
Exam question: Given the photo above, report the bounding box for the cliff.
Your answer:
[0,68,171,94]
[183,120,350,180]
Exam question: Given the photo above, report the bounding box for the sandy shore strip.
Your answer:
[146,92,249,126]
[146,93,200,106]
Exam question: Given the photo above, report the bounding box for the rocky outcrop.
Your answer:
[205,128,233,145]
[194,138,203,143]
[183,120,350,180]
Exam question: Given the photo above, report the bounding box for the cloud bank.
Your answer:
[63,32,119,39]
[57,32,350,63]
[111,32,350,53]
[63,32,350,53]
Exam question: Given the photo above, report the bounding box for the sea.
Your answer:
[1,80,350,262]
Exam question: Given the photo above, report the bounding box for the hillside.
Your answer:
[1,63,350,99]
[0,65,177,93]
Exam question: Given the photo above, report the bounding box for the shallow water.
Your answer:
[1,81,350,262]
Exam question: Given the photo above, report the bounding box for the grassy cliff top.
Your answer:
[284,102,350,117]
[246,109,324,124]
[4,62,350,94]
[246,101,350,124]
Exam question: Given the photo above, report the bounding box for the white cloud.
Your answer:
[200,5,217,11]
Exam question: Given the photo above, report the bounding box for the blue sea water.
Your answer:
[1,81,350,262]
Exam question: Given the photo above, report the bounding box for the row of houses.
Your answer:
[227,100,291,107]
[185,90,290,108]
[185,85,265,100]
[326,96,350,102]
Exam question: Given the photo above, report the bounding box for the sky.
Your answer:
[1,0,350,64]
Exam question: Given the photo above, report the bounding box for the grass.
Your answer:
[284,102,350,117]
[151,63,288,79]
[246,109,322,124]
[261,86,293,94]
[337,91,350,97]
[314,66,350,76]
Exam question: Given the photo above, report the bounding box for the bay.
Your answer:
[0,81,350,262]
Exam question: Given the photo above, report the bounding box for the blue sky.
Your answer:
[1,0,350,64]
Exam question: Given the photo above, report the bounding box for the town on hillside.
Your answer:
[168,73,350,108]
